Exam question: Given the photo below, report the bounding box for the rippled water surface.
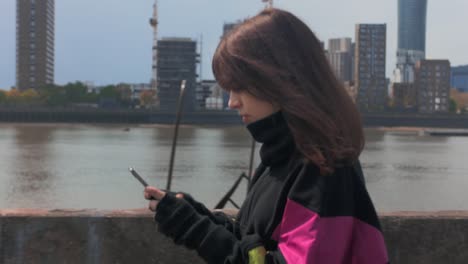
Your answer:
[0,123,467,212]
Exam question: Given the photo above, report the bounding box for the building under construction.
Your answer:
[157,38,199,112]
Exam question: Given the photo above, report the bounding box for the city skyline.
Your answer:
[1,0,468,88]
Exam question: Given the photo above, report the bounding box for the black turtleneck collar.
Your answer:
[246,111,296,166]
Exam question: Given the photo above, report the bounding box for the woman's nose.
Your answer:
[228,92,241,109]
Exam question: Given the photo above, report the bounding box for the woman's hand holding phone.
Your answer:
[144,187,185,212]
[130,167,184,212]
[144,186,166,211]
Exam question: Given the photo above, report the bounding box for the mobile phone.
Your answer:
[129,167,149,187]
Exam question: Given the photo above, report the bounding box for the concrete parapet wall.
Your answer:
[381,211,468,264]
[0,209,203,264]
[1,209,467,264]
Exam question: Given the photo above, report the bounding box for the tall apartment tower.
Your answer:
[327,38,353,82]
[355,24,387,112]
[157,38,199,112]
[415,60,451,113]
[394,0,428,83]
[16,0,55,90]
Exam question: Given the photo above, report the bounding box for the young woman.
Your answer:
[144,8,388,264]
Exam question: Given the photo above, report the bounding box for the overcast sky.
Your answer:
[1,0,467,88]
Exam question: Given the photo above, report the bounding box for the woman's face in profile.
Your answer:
[227,90,278,124]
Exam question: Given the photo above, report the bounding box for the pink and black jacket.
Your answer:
[154,111,389,263]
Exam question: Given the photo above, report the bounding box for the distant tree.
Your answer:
[449,98,457,113]
[82,92,99,103]
[64,82,88,103]
[97,85,120,108]
[0,90,6,104]
[20,89,40,104]
[38,84,67,107]
[99,85,119,99]
[6,89,22,105]
[116,83,132,107]
[387,96,395,109]
[140,89,156,108]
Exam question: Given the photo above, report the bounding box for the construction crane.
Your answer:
[262,0,273,9]
[149,0,158,91]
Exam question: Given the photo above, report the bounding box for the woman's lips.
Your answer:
[241,115,249,123]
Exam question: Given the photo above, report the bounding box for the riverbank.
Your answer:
[377,126,468,136]
[1,108,468,128]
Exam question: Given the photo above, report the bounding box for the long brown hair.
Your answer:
[212,8,364,175]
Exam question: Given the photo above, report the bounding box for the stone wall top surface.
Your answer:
[2,209,468,218]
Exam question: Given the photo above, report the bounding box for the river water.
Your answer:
[0,123,467,212]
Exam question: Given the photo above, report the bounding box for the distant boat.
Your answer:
[123,127,130,132]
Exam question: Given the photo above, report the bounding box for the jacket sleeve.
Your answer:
[265,163,388,264]
[177,192,237,233]
[266,198,388,264]
[155,193,265,264]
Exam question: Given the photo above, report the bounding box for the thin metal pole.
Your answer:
[214,172,248,209]
[247,138,256,191]
[166,80,186,191]
[214,139,257,209]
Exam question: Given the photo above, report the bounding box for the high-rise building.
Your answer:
[394,0,428,83]
[222,21,242,38]
[218,21,243,110]
[329,38,352,53]
[16,0,55,90]
[327,38,353,82]
[157,38,199,112]
[391,82,417,111]
[355,24,387,112]
[197,80,224,110]
[343,81,357,103]
[319,41,325,51]
[196,80,216,110]
[415,60,451,113]
[398,0,427,52]
[451,65,468,92]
